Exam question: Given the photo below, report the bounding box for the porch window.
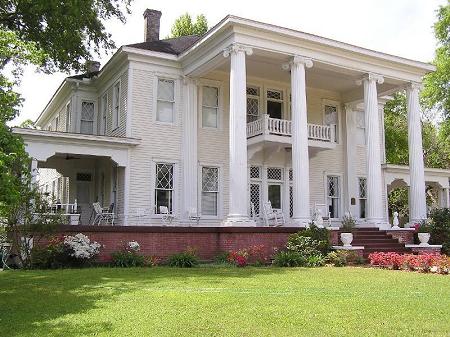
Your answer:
[249,166,262,216]
[324,104,339,142]
[113,81,121,129]
[201,167,219,216]
[358,177,367,218]
[266,89,283,119]
[101,94,107,135]
[327,175,340,218]
[65,102,71,132]
[80,101,95,135]
[157,78,175,123]
[267,167,283,210]
[202,86,219,128]
[355,110,365,145]
[247,86,260,122]
[155,163,174,214]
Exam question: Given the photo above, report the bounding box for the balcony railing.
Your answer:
[247,114,336,143]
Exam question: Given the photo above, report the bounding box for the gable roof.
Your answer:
[68,70,100,80]
[125,35,201,55]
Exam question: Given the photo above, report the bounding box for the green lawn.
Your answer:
[0,267,449,337]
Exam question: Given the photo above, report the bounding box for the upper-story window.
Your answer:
[355,110,365,145]
[101,94,108,135]
[266,89,283,119]
[202,86,219,128]
[157,78,175,123]
[324,104,339,142]
[112,81,121,129]
[247,86,260,122]
[80,101,95,135]
[65,102,71,132]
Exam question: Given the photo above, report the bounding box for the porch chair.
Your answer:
[313,203,331,228]
[188,208,201,225]
[160,206,175,225]
[92,202,115,226]
[262,201,285,226]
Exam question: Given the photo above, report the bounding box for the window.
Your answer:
[201,167,219,216]
[55,116,59,131]
[155,163,174,214]
[65,102,71,132]
[327,176,340,218]
[101,94,107,135]
[355,110,365,145]
[247,86,260,122]
[80,101,95,134]
[157,79,175,123]
[267,167,283,210]
[249,166,262,216]
[202,86,219,128]
[112,81,121,129]
[266,89,283,119]
[358,177,367,218]
[324,104,339,142]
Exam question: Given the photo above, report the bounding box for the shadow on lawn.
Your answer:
[0,266,292,336]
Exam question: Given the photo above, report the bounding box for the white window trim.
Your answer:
[199,79,223,130]
[246,84,262,122]
[323,172,344,219]
[153,75,179,125]
[112,80,121,130]
[100,94,108,135]
[198,164,222,219]
[265,88,286,119]
[151,158,179,218]
[358,176,367,219]
[80,100,96,135]
[322,99,342,144]
[65,101,71,132]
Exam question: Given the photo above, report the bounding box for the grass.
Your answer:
[0,266,449,337]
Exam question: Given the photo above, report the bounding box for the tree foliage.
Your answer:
[169,13,208,38]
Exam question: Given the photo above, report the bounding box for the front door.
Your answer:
[75,172,93,224]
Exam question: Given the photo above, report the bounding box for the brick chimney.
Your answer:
[85,60,100,73]
[143,9,162,42]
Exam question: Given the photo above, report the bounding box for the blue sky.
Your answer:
[12,0,448,125]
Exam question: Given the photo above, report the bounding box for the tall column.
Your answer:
[182,77,198,221]
[357,73,387,227]
[407,82,427,223]
[223,44,255,226]
[283,56,313,226]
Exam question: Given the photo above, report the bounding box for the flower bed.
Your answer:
[368,252,449,274]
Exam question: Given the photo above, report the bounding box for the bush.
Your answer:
[31,239,66,269]
[300,225,330,254]
[226,245,269,267]
[111,251,145,267]
[326,251,365,267]
[429,208,450,254]
[305,254,325,267]
[214,252,231,265]
[168,248,198,268]
[368,252,449,274]
[286,236,323,258]
[272,250,306,267]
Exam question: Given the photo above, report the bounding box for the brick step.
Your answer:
[353,235,392,240]
[352,240,401,245]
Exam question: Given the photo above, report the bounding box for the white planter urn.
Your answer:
[69,214,80,226]
[418,233,430,246]
[340,233,353,247]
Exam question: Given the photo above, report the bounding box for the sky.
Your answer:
[11,0,448,125]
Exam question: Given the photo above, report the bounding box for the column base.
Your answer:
[222,215,256,227]
[289,217,311,228]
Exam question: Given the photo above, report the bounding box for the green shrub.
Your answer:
[111,251,145,267]
[325,251,365,267]
[272,250,306,267]
[168,249,198,268]
[30,245,66,269]
[214,252,230,264]
[286,235,323,258]
[305,254,325,267]
[429,208,450,254]
[301,224,331,254]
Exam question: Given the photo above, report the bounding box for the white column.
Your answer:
[283,56,313,226]
[123,151,131,225]
[407,82,427,223]
[182,77,198,221]
[358,73,387,227]
[223,44,255,226]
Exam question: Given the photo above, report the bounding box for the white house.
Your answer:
[14,9,450,228]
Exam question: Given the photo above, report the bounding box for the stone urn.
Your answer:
[418,233,431,246]
[340,233,353,247]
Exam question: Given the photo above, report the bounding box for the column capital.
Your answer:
[406,81,423,91]
[355,73,384,86]
[223,43,253,58]
[282,55,313,70]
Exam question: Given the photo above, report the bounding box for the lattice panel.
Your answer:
[81,102,94,121]
[247,98,259,119]
[289,169,293,181]
[359,177,367,198]
[202,167,218,192]
[76,173,92,182]
[327,176,339,197]
[267,90,282,100]
[157,79,174,101]
[250,166,261,179]
[267,167,283,181]
[250,183,260,215]
[246,86,259,96]
[289,185,293,218]
[203,86,218,107]
[156,163,173,189]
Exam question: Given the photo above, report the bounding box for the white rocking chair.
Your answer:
[262,201,285,226]
[92,202,115,226]
[313,203,331,228]
[160,206,175,225]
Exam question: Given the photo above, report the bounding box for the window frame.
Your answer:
[65,101,71,132]
[80,100,96,135]
[322,99,341,144]
[200,85,220,129]
[199,165,220,218]
[155,77,176,124]
[151,159,178,217]
[246,85,261,123]
[325,173,343,219]
[100,94,108,135]
[358,177,367,219]
[112,80,121,130]
[265,88,285,120]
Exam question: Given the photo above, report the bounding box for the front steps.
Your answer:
[349,228,412,258]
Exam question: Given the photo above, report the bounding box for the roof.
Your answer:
[125,35,201,55]
[68,70,100,80]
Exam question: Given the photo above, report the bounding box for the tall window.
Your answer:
[355,110,365,145]
[324,104,339,142]
[249,166,262,216]
[267,167,283,210]
[101,94,107,135]
[80,101,95,134]
[155,163,174,214]
[327,175,340,218]
[247,86,260,122]
[201,167,219,216]
[112,81,121,129]
[358,177,367,218]
[157,78,175,123]
[65,102,71,132]
[202,86,219,128]
[266,89,283,119]
[54,116,59,131]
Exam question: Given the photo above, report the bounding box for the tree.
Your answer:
[169,13,208,38]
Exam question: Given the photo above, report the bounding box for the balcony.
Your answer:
[246,115,337,150]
